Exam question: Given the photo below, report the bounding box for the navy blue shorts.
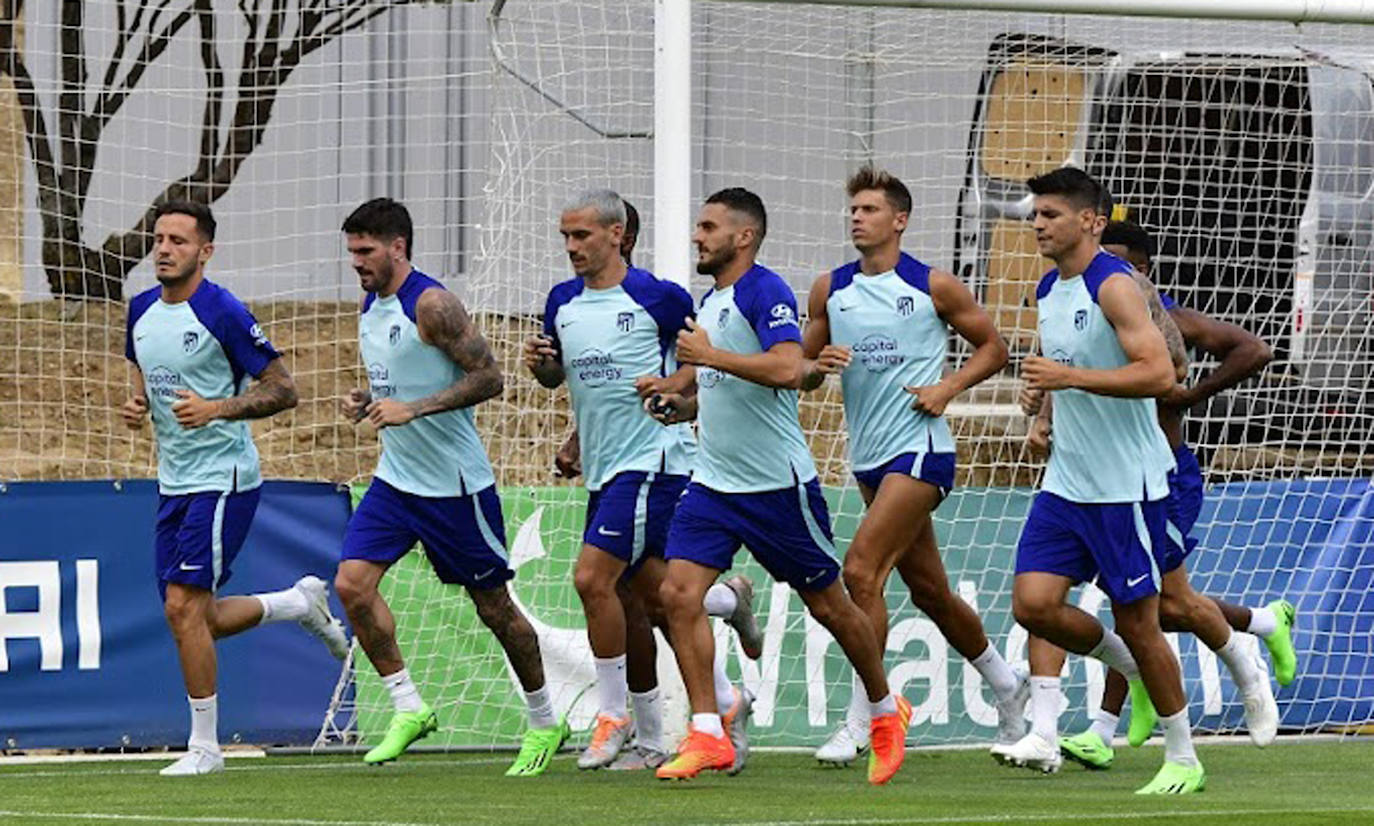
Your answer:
[1161,444,1203,573]
[342,478,512,588]
[1015,490,1169,604]
[853,451,956,501]
[664,479,840,592]
[584,471,689,572]
[155,487,261,599]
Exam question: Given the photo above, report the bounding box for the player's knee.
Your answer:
[1011,593,1054,636]
[1157,592,1191,632]
[841,558,881,604]
[573,564,613,605]
[333,570,370,613]
[905,575,950,615]
[657,577,698,620]
[162,590,204,631]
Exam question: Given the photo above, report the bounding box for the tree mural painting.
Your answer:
[0,1,452,301]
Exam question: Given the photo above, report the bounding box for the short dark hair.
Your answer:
[704,187,767,244]
[1102,220,1156,261]
[342,197,414,259]
[846,165,912,216]
[1026,166,1108,213]
[623,199,640,240]
[154,199,216,242]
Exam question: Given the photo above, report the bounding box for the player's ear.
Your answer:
[894,210,909,233]
[199,242,214,265]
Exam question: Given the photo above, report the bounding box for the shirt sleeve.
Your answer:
[743,275,802,351]
[542,288,565,358]
[209,295,280,380]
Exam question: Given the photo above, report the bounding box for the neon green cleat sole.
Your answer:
[1135,760,1206,794]
[1126,679,1157,748]
[1264,599,1298,686]
[505,717,570,777]
[1059,730,1114,770]
[363,705,438,764]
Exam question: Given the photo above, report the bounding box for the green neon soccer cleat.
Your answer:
[505,717,570,777]
[1059,729,1114,770]
[363,705,438,764]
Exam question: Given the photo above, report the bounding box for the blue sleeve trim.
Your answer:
[542,278,584,356]
[738,265,802,350]
[125,287,159,364]
[1034,270,1059,301]
[396,270,444,324]
[829,260,861,296]
[189,280,280,384]
[894,252,932,294]
[361,291,377,315]
[1160,292,1178,310]
[1083,251,1134,304]
[623,267,694,361]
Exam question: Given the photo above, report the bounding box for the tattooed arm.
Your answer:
[172,358,298,428]
[365,287,504,428]
[1132,270,1189,383]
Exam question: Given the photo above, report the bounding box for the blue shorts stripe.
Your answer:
[210,492,228,587]
[631,472,654,563]
[1132,502,1161,591]
[473,491,507,561]
[797,481,837,557]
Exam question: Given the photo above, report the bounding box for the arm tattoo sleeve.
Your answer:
[410,289,505,417]
[1132,272,1189,378]
[217,359,298,420]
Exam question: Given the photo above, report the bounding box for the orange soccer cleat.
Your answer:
[655,726,736,781]
[867,695,912,785]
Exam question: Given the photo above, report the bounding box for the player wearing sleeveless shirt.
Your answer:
[333,198,564,775]
[801,167,1026,765]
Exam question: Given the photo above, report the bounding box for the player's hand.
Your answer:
[341,388,371,422]
[1022,356,1076,391]
[1026,416,1052,459]
[523,335,558,371]
[554,434,582,479]
[906,380,956,417]
[1019,386,1044,416]
[675,318,714,367]
[813,345,852,375]
[365,397,416,429]
[644,392,693,425]
[121,394,149,430]
[634,375,674,400]
[171,390,222,429]
[1158,382,1193,411]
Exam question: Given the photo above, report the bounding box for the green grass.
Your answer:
[2,740,1371,825]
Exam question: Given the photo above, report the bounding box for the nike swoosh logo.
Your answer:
[1126,574,1150,588]
[473,567,496,581]
[597,526,622,537]
[559,320,575,329]
[135,334,148,341]
[837,305,854,312]
[179,563,203,571]
[805,570,826,584]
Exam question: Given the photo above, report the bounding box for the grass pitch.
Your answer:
[1,739,1370,826]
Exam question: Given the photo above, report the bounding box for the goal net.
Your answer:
[2,0,1370,752]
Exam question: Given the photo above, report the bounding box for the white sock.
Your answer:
[1247,606,1278,637]
[1215,633,1260,693]
[188,694,219,753]
[703,583,737,618]
[525,686,557,729]
[692,712,724,737]
[845,672,871,735]
[631,688,664,751]
[713,661,736,713]
[594,654,629,717]
[1087,628,1140,681]
[869,693,897,718]
[1160,708,1198,767]
[1029,677,1060,742]
[970,644,1019,701]
[382,668,424,713]
[1089,709,1119,745]
[254,585,310,623]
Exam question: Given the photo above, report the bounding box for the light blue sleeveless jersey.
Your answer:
[827,252,955,470]
[694,264,817,493]
[1036,250,1175,503]
[360,270,495,498]
[126,279,279,495]
[543,267,697,491]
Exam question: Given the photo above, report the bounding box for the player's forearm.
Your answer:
[1065,359,1174,398]
[216,375,298,421]
[943,338,1008,396]
[1181,339,1272,406]
[799,360,827,392]
[703,348,802,389]
[530,362,565,389]
[407,367,504,417]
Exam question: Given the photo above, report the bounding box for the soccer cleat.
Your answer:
[723,575,764,661]
[294,576,350,660]
[606,743,670,771]
[1263,599,1298,686]
[505,717,570,777]
[995,664,1031,745]
[159,747,224,776]
[989,732,1062,774]
[364,705,438,764]
[867,695,912,785]
[1242,667,1279,747]
[1135,760,1206,795]
[655,727,735,780]
[721,685,754,775]
[1126,678,1158,747]
[1059,729,1115,770]
[815,723,869,766]
[577,713,633,770]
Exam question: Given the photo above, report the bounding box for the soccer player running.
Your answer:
[123,200,348,777]
[650,188,911,785]
[992,168,1204,794]
[524,190,762,773]
[1040,219,1293,770]
[800,166,1027,765]
[335,198,563,776]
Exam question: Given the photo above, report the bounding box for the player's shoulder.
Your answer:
[546,276,586,311]
[128,285,161,324]
[189,278,252,324]
[622,266,691,306]
[894,251,932,294]
[827,258,862,295]
[397,270,450,321]
[1082,249,1134,302]
[1035,268,1061,301]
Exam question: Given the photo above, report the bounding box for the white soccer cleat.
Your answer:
[995,664,1031,745]
[1242,671,1279,747]
[159,747,225,777]
[578,713,634,769]
[722,685,754,775]
[606,743,670,771]
[294,575,350,660]
[990,732,1062,774]
[815,723,869,766]
[723,575,764,661]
